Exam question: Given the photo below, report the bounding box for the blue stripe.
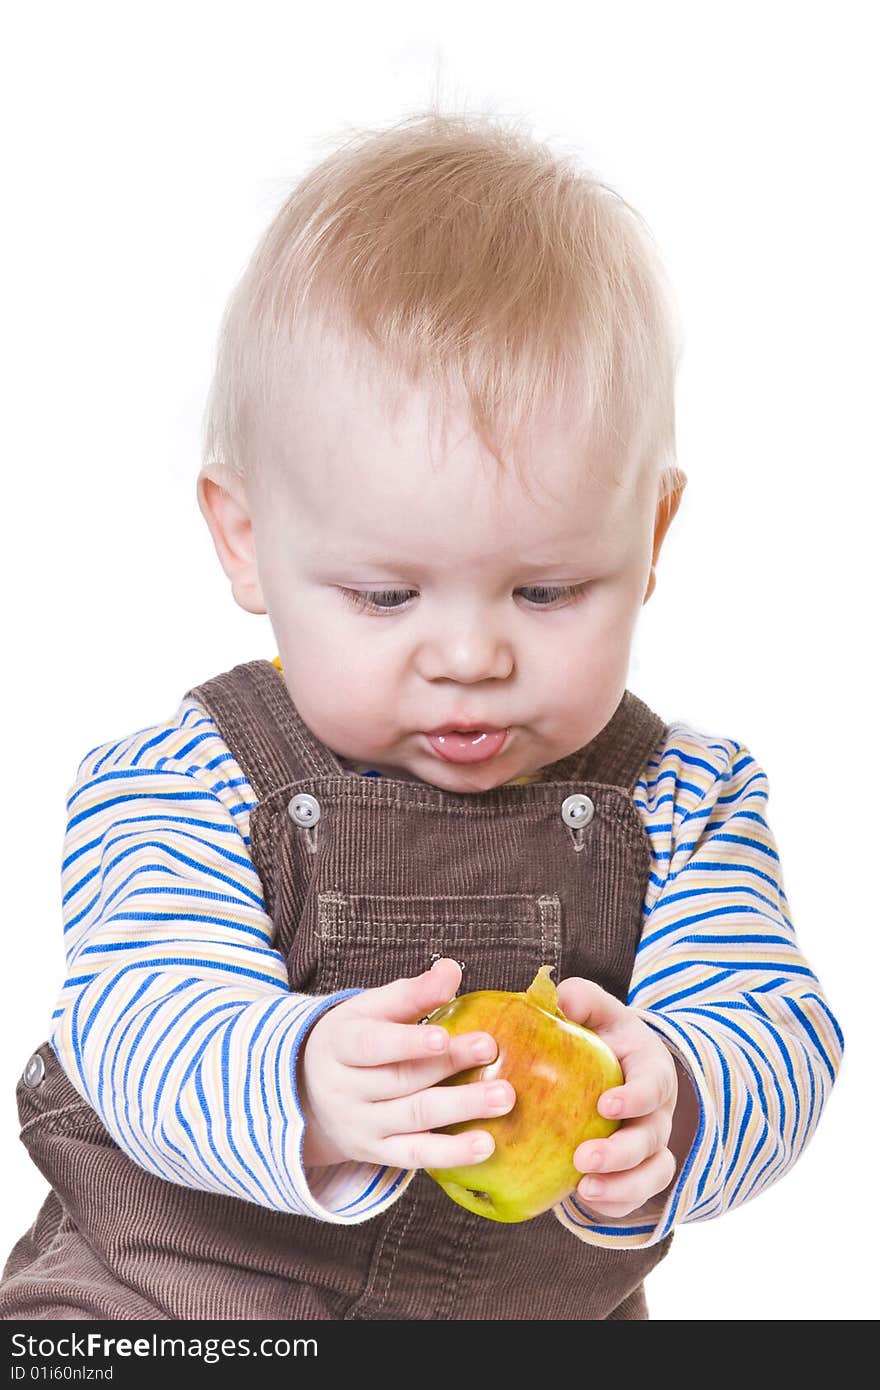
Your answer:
[254,1004,309,1209]
[678,1005,789,1153]
[675,933,794,947]
[67,769,219,810]
[120,984,209,1181]
[639,896,787,951]
[150,999,246,1146]
[801,1047,817,1145]
[802,992,845,1054]
[162,1018,248,1201]
[649,968,739,1012]
[99,825,257,870]
[562,1206,658,1237]
[658,747,722,778]
[336,1165,412,1214]
[640,883,785,941]
[79,939,286,975]
[61,817,242,876]
[784,996,839,1079]
[67,790,235,831]
[742,992,801,1148]
[61,862,100,907]
[100,877,265,916]
[638,1010,705,1076]
[690,1187,722,1217]
[740,1142,783,1205]
[77,955,288,991]
[62,819,250,880]
[131,726,204,767]
[633,956,817,999]
[240,997,292,1205]
[95,970,158,1121]
[658,1076,707,1237]
[727,1093,772,1206]
[105,974,191,1174]
[693,1123,719,1207]
[684,1019,733,1148]
[667,859,783,892]
[81,914,275,946]
[173,731,226,762]
[96,837,263,905]
[204,1026,275,1204]
[61,831,104,873]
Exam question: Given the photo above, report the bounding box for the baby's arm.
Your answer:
[554,730,844,1248]
[50,697,464,1224]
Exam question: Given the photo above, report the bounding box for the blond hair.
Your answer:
[202,108,683,498]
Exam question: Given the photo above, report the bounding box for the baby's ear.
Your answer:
[660,466,688,500]
[196,464,267,615]
[643,467,687,604]
[655,467,687,535]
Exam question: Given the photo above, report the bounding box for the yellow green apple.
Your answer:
[424,964,623,1222]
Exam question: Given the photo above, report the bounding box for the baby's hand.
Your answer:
[556,976,681,1218]
[296,958,515,1169]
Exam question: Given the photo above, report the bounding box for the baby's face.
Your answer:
[206,343,663,792]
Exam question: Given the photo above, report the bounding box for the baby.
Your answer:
[0,110,843,1322]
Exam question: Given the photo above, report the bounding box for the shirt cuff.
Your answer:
[286,988,416,1223]
[553,1011,709,1249]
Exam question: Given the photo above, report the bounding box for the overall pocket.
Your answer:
[312,890,562,996]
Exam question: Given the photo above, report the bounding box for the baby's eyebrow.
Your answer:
[313,552,598,574]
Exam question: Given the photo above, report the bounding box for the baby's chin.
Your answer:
[337,730,550,790]
[404,750,534,793]
[344,752,511,791]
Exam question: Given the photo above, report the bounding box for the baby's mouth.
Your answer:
[423,728,510,765]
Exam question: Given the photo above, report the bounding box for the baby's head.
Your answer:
[197,110,686,791]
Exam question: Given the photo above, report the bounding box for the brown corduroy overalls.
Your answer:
[1,658,673,1320]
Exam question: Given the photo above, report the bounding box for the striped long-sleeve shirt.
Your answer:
[51,667,844,1248]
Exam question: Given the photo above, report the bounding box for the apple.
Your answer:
[424,964,623,1222]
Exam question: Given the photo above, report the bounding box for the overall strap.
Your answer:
[186,659,342,802]
[542,690,667,793]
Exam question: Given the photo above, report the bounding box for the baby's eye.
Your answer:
[339,584,589,615]
[518,584,589,607]
[340,588,414,614]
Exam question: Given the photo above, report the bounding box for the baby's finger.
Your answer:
[554,977,629,1033]
[334,1020,499,1097]
[574,1113,671,1177]
[597,1054,677,1122]
[575,1146,677,1213]
[377,1076,515,1143]
[332,1017,453,1068]
[378,1126,500,1173]
[345,958,463,1025]
[361,1030,499,1101]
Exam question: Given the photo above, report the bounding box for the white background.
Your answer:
[1,0,876,1320]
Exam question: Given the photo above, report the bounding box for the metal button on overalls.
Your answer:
[288,793,321,826]
[561,793,595,828]
[22,1053,45,1088]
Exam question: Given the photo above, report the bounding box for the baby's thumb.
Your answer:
[423,956,463,1008]
[352,956,462,1023]
[403,955,463,1022]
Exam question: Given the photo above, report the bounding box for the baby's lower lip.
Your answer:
[423,728,510,764]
